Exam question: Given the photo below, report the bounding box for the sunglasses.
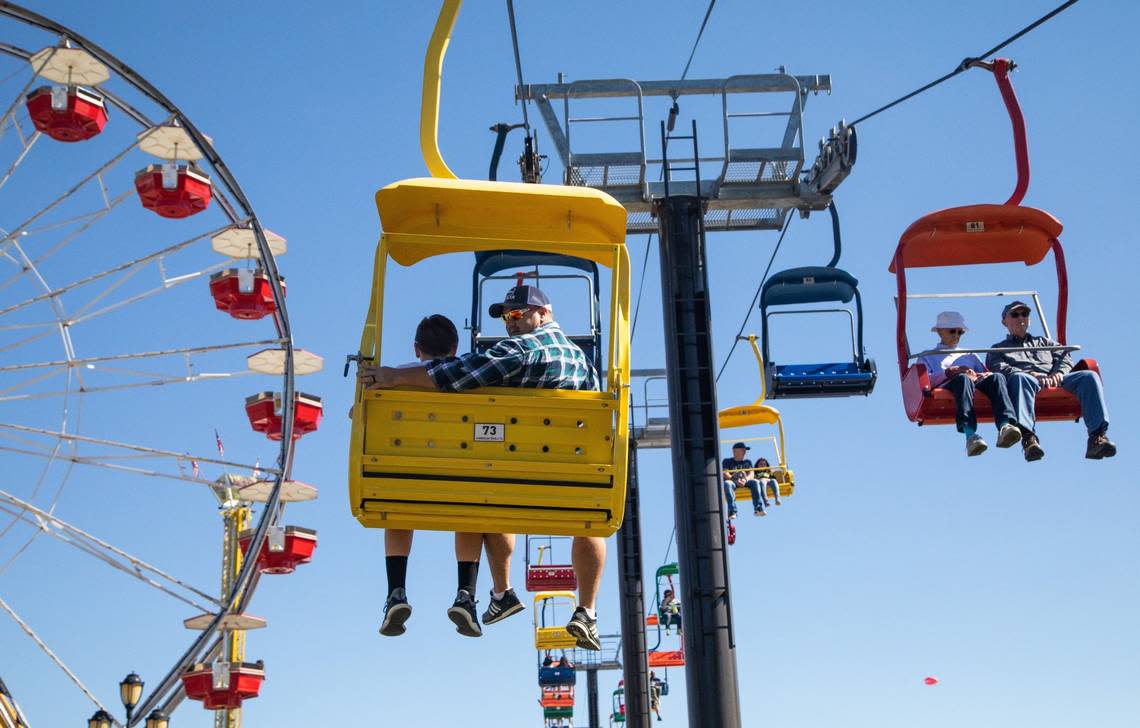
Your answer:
[500,307,538,322]
[1008,310,1030,319]
[944,329,964,335]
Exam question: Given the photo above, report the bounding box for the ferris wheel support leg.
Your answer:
[587,667,601,728]
[617,439,651,726]
[655,192,742,728]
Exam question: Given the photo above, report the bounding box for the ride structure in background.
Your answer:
[0,4,323,724]
[889,58,1099,426]
[347,0,632,539]
[526,535,578,592]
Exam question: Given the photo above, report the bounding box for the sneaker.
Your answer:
[754,509,766,517]
[482,588,525,625]
[447,589,482,637]
[996,422,1021,448]
[1022,433,1045,462]
[379,587,412,637]
[1085,429,1117,460]
[966,434,988,457]
[566,607,601,651]
[727,511,737,520]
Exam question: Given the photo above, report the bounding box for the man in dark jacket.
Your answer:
[985,301,1114,462]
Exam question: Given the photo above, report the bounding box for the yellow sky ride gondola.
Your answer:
[718,335,796,499]
[347,0,632,537]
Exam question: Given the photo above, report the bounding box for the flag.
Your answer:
[214,429,225,457]
[252,458,261,480]
[192,460,200,479]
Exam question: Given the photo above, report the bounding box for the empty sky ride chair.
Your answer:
[760,265,875,398]
[890,58,1099,426]
[535,591,580,650]
[348,178,632,537]
[526,535,578,592]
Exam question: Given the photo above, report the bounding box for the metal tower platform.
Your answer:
[517,74,855,234]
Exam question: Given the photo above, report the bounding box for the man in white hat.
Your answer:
[919,311,1020,456]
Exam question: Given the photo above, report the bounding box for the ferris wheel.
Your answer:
[0,3,323,726]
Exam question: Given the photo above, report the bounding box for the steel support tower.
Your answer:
[617,439,651,726]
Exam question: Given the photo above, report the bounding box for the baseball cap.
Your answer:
[1001,300,1031,318]
[732,442,750,450]
[489,285,551,318]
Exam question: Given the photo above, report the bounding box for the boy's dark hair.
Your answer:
[415,314,458,358]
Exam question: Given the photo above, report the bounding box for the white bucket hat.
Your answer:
[931,311,968,332]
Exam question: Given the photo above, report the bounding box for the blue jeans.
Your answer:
[945,372,1016,434]
[726,479,768,513]
[1006,370,1109,435]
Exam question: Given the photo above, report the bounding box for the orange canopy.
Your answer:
[888,204,1062,272]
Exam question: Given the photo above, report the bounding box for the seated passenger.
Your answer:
[650,671,664,722]
[558,655,574,669]
[752,457,781,507]
[985,301,1116,461]
[918,311,1021,457]
[721,442,766,518]
[543,655,554,668]
[660,588,682,635]
[363,286,607,650]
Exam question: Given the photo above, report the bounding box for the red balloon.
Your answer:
[924,676,940,686]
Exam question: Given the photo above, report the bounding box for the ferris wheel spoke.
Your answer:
[0,490,223,611]
[0,123,40,194]
[0,222,230,320]
[0,423,278,482]
[0,595,122,726]
[0,337,285,373]
[0,65,38,143]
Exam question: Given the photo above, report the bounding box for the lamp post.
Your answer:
[119,673,143,725]
[87,709,114,728]
[144,709,170,728]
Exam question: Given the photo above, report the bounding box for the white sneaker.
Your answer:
[966,434,988,457]
[996,423,1021,448]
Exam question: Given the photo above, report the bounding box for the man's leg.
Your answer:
[566,536,605,650]
[1006,372,1041,434]
[1061,370,1109,434]
[482,533,526,625]
[1062,370,1116,458]
[379,529,414,636]
[448,532,483,637]
[1006,372,1045,460]
[723,480,738,518]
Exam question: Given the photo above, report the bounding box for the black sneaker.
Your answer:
[447,589,482,637]
[378,587,412,637]
[482,588,526,625]
[565,607,601,651]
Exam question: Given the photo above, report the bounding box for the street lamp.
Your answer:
[144,709,170,728]
[87,709,113,728]
[119,672,144,724]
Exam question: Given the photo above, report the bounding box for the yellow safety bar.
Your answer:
[534,591,578,649]
[347,2,631,538]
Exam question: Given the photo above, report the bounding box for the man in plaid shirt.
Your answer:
[361,285,607,650]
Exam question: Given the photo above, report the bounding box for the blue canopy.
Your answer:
[475,250,598,278]
[760,266,859,309]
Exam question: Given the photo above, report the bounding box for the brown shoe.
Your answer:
[1022,432,1045,462]
[1086,430,1117,460]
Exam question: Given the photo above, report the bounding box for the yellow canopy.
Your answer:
[376,177,628,267]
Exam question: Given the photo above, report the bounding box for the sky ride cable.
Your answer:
[849,0,1080,127]
[714,213,794,383]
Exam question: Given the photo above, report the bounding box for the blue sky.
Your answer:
[2,1,1138,726]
